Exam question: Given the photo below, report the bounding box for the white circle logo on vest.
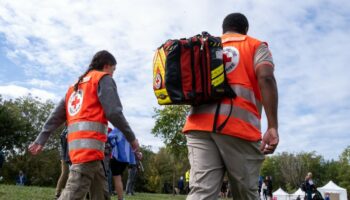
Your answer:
[68,90,83,116]
[223,46,240,74]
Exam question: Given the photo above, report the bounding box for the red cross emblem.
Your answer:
[154,73,162,89]
[68,90,83,116]
[223,47,240,74]
[223,53,232,63]
[71,96,80,109]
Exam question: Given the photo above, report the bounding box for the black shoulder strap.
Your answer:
[212,101,221,133]
[212,98,233,133]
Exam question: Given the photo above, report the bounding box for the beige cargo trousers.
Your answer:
[58,160,110,200]
[186,131,265,200]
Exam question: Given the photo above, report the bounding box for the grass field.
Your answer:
[0,184,187,200]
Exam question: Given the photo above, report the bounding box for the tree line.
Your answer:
[0,97,349,198]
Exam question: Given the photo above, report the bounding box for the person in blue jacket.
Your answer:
[108,128,141,200]
[16,170,26,186]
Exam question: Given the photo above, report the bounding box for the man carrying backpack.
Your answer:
[183,13,279,200]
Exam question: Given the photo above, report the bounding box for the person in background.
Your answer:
[258,176,263,199]
[16,170,26,186]
[185,170,190,194]
[324,193,330,200]
[183,13,278,200]
[55,127,71,199]
[104,128,113,195]
[266,176,273,200]
[28,50,141,200]
[125,157,137,196]
[262,180,268,200]
[109,127,142,200]
[0,150,4,180]
[220,178,229,199]
[305,172,315,200]
[177,176,184,194]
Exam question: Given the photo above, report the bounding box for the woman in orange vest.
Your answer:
[183,13,279,200]
[29,50,141,200]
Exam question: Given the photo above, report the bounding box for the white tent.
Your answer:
[317,181,348,200]
[290,188,305,200]
[273,188,289,200]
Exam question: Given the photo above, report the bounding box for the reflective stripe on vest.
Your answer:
[231,85,262,115]
[67,121,108,135]
[69,138,105,152]
[190,103,261,130]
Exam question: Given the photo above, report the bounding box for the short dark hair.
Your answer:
[222,13,249,34]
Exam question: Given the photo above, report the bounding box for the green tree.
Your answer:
[146,148,174,193]
[279,152,323,190]
[261,152,324,192]
[152,105,190,194]
[317,158,340,188]
[299,152,324,187]
[0,95,63,186]
[0,96,28,152]
[142,147,189,193]
[260,155,282,191]
[134,145,157,193]
[152,105,190,159]
[2,149,60,185]
[0,95,60,154]
[338,146,350,199]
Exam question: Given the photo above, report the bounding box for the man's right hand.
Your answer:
[28,142,43,155]
[259,127,279,154]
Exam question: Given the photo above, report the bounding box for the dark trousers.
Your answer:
[126,166,137,194]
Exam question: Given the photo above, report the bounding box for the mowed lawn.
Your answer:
[0,184,187,200]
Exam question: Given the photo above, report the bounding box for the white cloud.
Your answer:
[0,85,58,101]
[27,79,55,88]
[0,0,350,159]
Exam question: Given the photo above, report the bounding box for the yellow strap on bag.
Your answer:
[153,47,172,105]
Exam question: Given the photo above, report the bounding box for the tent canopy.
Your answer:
[291,188,305,199]
[317,181,348,200]
[273,188,289,195]
[318,181,346,191]
[293,188,305,195]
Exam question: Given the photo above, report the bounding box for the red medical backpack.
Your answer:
[153,32,235,105]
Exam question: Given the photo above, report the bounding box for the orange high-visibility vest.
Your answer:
[65,70,109,164]
[183,33,265,141]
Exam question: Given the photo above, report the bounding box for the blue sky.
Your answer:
[0,0,349,160]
